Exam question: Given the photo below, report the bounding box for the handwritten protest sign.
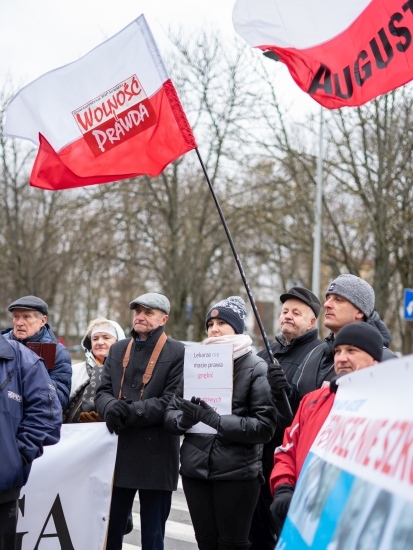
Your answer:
[184,343,233,434]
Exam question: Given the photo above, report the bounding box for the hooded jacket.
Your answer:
[64,320,125,423]
[1,324,72,408]
[0,336,61,504]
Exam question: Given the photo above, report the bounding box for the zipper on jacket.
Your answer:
[0,368,15,391]
[48,393,53,419]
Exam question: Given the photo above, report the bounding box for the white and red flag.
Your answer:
[5,15,197,190]
[233,0,413,109]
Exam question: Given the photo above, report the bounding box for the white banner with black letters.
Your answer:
[17,423,117,549]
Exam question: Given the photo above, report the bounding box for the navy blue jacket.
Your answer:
[0,336,61,503]
[1,324,72,408]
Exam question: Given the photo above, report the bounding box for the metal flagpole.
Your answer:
[195,148,293,419]
[312,107,324,312]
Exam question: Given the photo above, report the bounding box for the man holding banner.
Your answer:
[269,322,384,537]
[95,293,184,550]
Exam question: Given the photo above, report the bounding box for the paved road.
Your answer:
[122,479,197,549]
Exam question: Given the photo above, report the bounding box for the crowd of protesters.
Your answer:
[0,273,401,550]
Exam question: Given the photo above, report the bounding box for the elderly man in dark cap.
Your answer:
[1,295,71,408]
[251,287,322,550]
[258,287,322,384]
[95,292,185,550]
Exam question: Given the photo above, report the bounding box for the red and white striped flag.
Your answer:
[5,15,197,190]
[233,0,413,109]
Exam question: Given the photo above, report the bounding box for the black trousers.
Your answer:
[0,500,18,550]
[182,477,260,549]
[106,486,172,550]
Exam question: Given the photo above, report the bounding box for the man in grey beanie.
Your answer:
[290,274,396,411]
[95,292,185,550]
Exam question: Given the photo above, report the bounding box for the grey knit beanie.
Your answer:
[326,274,375,318]
[205,296,247,334]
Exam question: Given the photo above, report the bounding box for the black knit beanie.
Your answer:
[333,323,383,362]
[205,296,247,335]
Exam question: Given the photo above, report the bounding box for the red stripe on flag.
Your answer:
[30,80,197,190]
[258,0,413,108]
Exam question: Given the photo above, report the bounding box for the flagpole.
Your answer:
[312,106,324,314]
[195,148,293,419]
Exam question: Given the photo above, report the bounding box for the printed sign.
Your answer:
[277,355,413,549]
[73,74,157,156]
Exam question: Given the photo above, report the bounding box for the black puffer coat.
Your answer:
[164,351,277,481]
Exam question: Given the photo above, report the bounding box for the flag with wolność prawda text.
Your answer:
[233,0,413,109]
[4,14,197,190]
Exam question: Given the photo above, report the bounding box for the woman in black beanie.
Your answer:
[165,296,277,550]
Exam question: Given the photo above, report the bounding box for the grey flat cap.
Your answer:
[8,295,48,316]
[129,293,170,314]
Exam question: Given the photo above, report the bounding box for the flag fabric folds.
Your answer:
[233,0,413,109]
[5,15,197,190]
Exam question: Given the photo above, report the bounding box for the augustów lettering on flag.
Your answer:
[4,15,197,190]
[233,0,413,109]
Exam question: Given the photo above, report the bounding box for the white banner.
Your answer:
[277,354,413,549]
[16,423,118,550]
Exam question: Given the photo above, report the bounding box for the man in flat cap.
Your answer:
[95,292,185,550]
[251,287,322,550]
[1,295,72,408]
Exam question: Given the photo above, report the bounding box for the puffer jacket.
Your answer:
[0,336,61,504]
[164,351,277,481]
[1,324,72,408]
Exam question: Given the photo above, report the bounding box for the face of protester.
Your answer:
[279,298,316,343]
[12,309,47,339]
[133,305,168,340]
[207,318,236,337]
[334,344,378,375]
[323,294,364,335]
[91,332,117,363]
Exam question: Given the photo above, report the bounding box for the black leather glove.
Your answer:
[178,411,197,430]
[111,399,133,420]
[106,409,124,435]
[179,397,202,420]
[197,399,220,429]
[270,484,295,536]
[106,400,133,434]
[267,361,290,396]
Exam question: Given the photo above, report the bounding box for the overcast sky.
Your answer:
[1,0,316,117]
